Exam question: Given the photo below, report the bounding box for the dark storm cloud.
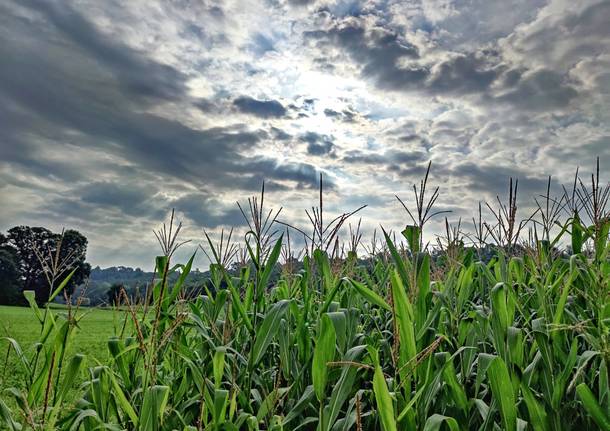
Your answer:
[270,127,292,141]
[449,162,553,198]
[45,181,168,222]
[305,10,583,111]
[427,51,501,94]
[0,0,320,194]
[172,194,245,228]
[342,149,428,166]
[287,0,317,6]
[12,0,188,102]
[305,16,506,95]
[305,17,426,90]
[245,158,329,189]
[300,132,335,156]
[233,96,287,118]
[323,107,358,122]
[323,108,341,118]
[306,16,505,96]
[495,69,579,111]
[79,182,151,208]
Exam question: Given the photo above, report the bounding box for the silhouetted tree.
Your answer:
[106,283,123,306]
[59,230,91,296]
[5,226,91,304]
[0,234,22,305]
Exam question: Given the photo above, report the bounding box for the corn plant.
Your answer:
[2,162,610,430]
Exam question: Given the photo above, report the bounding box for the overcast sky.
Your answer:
[1,0,609,269]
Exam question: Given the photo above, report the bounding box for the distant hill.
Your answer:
[70,265,211,306]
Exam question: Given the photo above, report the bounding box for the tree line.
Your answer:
[0,226,90,305]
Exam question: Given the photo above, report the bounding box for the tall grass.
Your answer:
[1,162,610,430]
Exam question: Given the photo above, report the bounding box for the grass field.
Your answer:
[0,305,126,409]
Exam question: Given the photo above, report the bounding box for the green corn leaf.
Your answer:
[257,387,290,423]
[396,384,425,422]
[423,414,460,431]
[46,354,85,428]
[576,383,610,431]
[251,300,290,366]
[571,213,585,254]
[347,278,391,312]
[382,228,410,291]
[401,225,420,254]
[48,267,77,303]
[167,252,196,305]
[259,234,284,290]
[68,409,100,431]
[551,338,577,409]
[153,255,169,302]
[521,383,550,431]
[320,279,343,315]
[415,252,431,333]
[372,353,397,431]
[595,219,610,261]
[322,345,367,431]
[441,355,468,412]
[213,389,229,426]
[107,369,139,426]
[141,385,170,431]
[283,386,315,425]
[486,355,516,431]
[213,347,226,389]
[390,270,416,384]
[314,249,334,293]
[22,290,43,323]
[57,353,84,404]
[312,314,337,401]
[108,338,131,387]
[223,272,253,333]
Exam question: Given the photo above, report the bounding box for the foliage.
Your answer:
[1,227,91,305]
[1,165,610,430]
[0,248,23,306]
[0,305,127,409]
[71,265,211,306]
[106,283,124,307]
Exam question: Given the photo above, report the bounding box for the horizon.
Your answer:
[1,0,609,269]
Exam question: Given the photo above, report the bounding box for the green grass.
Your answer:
[1,305,126,408]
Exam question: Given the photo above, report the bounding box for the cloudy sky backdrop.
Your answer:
[1,0,609,268]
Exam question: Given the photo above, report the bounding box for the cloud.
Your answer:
[495,68,578,111]
[172,193,245,228]
[14,0,188,102]
[305,15,427,91]
[342,149,427,166]
[1,0,609,268]
[300,132,335,156]
[233,96,287,118]
[303,5,586,111]
[448,162,553,198]
[323,107,358,122]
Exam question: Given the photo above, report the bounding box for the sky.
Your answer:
[1,0,609,269]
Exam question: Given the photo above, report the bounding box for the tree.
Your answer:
[57,230,91,296]
[106,282,124,306]
[0,244,22,305]
[5,226,91,305]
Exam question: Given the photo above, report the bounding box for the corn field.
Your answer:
[1,163,610,430]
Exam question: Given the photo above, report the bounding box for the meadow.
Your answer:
[1,306,120,394]
[1,166,609,430]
